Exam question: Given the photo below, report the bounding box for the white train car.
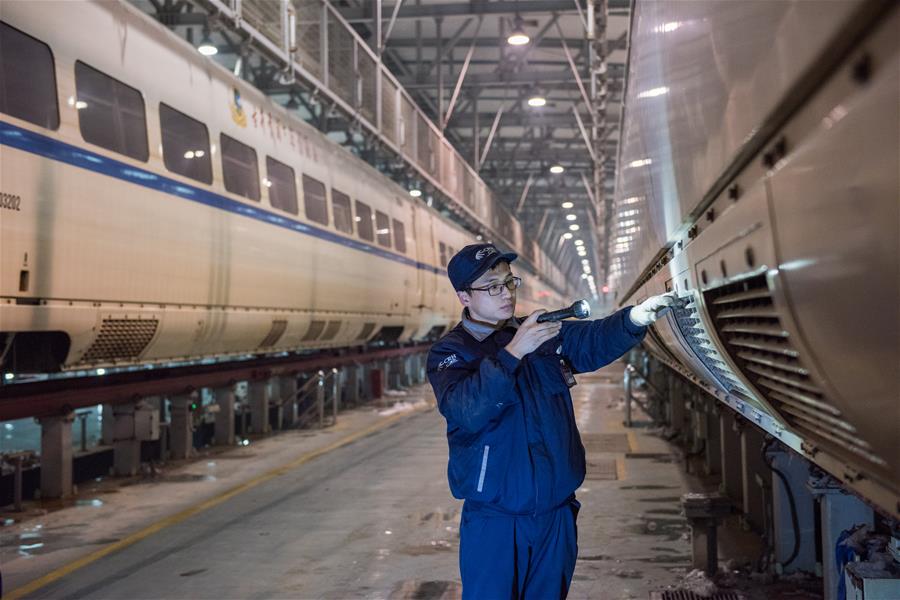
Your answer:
[0,0,567,375]
[611,0,898,516]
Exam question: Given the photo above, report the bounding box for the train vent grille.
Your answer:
[651,592,744,600]
[704,274,887,468]
[258,320,287,348]
[357,322,376,340]
[319,320,342,341]
[670,296,751,397]
[302,320,325,341]
[81,318,158,363]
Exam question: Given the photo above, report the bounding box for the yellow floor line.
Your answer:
[616,456,627,481]
[627,430,638,453]
[6,403,433,600]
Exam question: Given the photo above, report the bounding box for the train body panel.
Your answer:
[612,0,898,515]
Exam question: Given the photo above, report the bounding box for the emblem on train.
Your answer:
[230,87,247,127]
[0,192,22,211]
[475,247,497,260]
[437,354,459,371]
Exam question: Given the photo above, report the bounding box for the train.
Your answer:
[0,0,571,378]
[611,0,898,519]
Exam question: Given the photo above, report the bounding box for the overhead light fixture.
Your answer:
[409,189,422,198]
[566,214,577,221]
[549,164,565,174]
[569,224,580,231]
[574,240,584,246]
[562,232,573,240]
[527,94,547,108]
[628,158,652,168]
[197,29,218,56]
[581,259,590,265]
[561,201,574,209]
[507,16,530,46]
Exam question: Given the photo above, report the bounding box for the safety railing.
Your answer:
[294,368,341,429]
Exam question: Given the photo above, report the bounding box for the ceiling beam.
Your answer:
[336,1,629,22]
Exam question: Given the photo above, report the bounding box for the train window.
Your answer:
[0,22,59,130]
[332,189,353,234]
[392,219,406,253]
[375,211,391,248]
[74,61,148,161]
[355,200,374,241]
[221,134,260,201]
[439,242,447,266]
[159,103,212,184]
[265,156,297,214]
[302,175,328,225]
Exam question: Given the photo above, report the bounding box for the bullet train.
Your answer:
[0,1,572,377]
[612,0,898,517]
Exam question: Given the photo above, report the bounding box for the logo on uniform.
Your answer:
[437,354,459,372]
[475,247,497,261]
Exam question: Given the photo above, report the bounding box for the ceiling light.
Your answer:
[409,189,422,198]
[197,30,218,56]
[569,224,580,231]
[507,16,530,46]
[561,201,574,209]
[566,214,577,221]
[581,259,590,265]
[549,164,564,174]
[627,158,652,168]
[527,95,546,108]
[562,232,573,240]
[507,31,530,46]
[574,240,584,246]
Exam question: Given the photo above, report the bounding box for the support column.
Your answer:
[720,411,744,511]
[213,385,236,446]
[704,403,722,477]
[280,375,298,427]
[112,402,141,476]
[769,448,817,573]
[344,365,361,407]
[270,378,284,431]
[808,477,874,600]
[38,411,75,499]
[741,425,769,532]
[101,403,115,446]
[248,380,270,434]
[361,363,374,402]
[169,395,194,460]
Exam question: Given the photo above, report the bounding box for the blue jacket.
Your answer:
[426,307,645,515]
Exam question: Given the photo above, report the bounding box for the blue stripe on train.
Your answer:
[0,120,447,276]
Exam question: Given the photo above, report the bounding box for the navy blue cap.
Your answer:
[448,244,518,291]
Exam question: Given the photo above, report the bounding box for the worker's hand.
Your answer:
[505,310,562,359]
[629,292,680,327]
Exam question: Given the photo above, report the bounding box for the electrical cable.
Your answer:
[762,438,801,567]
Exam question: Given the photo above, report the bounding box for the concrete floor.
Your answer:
[3,362,701,599]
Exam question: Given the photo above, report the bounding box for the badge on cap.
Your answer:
[475,247,497,260]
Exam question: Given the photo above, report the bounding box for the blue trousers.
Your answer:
[459,498,580,599]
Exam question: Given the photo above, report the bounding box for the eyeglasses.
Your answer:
[468,276,522,296]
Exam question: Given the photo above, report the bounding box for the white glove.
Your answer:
[629,292,679,327]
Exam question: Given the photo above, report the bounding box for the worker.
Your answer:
[427,243,676,599]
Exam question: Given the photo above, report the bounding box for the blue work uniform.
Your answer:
[427,307,646,599]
